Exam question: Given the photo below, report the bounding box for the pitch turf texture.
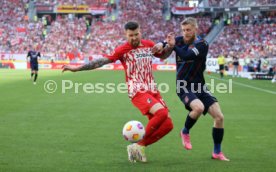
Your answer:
[0,69,275,172]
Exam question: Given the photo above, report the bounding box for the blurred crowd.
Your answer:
[84,0,212,55]
[0,0,275,64]
[209,12,276,59]
[207,0,275,7]
[34,0,109,6]
[0,0,44,53]
[170,0,240,7]
[254,0,276,5]
[41,16,87,60]
[208,0,239,6]
[209,23,275,58]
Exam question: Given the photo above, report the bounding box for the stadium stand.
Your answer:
[41,16,87,60]
[209,13,276,59]
[0,0,275,67]
[84,0,212,55]
[208,0,239,7]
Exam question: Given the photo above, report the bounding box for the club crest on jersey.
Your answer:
[184,96,189,103]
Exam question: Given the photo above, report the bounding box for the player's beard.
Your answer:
[184,34,196,44]
[131,40,140,48]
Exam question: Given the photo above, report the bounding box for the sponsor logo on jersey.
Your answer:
[135,53,153,59]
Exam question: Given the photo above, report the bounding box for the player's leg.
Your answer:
[233,66,236,77]
[31,70,34,79]
[33,65,38,84]
[132,93,171,143]
[181,99,204,150]
[139,92,174,146]
[132,102,169,162]
[132,115,173,163]
[131,92,173,162]
[197,90,229,160]
[135,103,172,162]
[179,91,204,150]
[30,64,34,80]
[184,99,204,131]
[208,102,229,161]
[127,144,137,163]
[219,65,224,78]
[145,103,169,138]
[33,70,38,83]
[140,115,173,146]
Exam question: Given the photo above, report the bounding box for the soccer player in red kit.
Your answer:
[62,21,173,163]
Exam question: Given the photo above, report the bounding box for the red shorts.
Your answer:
[131,91,168,117]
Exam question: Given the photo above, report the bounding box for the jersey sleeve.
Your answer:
[146,40,165,58]
[103,47,123,62]
[175,41,208,61]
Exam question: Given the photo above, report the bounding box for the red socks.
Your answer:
[138,108,173,146]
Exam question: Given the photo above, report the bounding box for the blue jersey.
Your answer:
[27,51,40,64]
[174,36,208,87]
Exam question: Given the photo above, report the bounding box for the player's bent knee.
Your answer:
[190,100,204,115]
[193,104,204,115]
[162,117,174,134]
[153,108,169,122]
[215,114,224,124]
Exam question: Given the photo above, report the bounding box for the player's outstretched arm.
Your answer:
[152,32,175,59]
[62,57,112,73]
[158,45,174,59]
[152,43,174,60]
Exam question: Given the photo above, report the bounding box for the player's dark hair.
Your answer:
[124,21,139,31]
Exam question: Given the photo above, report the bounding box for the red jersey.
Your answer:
[105,40,158,98]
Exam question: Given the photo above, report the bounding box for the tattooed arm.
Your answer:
[152,42,172,60]
[156,45,174,59]
[152,32,175,59]
[62,58,112,72]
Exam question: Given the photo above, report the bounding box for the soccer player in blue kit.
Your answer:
[153,17,229,161]
[27,45,41,84]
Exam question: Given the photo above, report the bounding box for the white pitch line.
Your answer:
[206,75,276,95]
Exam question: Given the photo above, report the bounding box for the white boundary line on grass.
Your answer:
[206,75,276,95]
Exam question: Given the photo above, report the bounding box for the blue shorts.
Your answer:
[177,88,217,115]
[31,63,38,71]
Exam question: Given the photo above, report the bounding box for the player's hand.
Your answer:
[152,42,164,54]
[62,65,78,73]
[166,32,175,48]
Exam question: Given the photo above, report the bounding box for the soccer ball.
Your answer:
[122,120,145,143]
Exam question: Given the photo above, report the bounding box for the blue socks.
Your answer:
[182,114,197,134]
[182,127,189,134]
[214,144,221,154]
[212,127,224,154]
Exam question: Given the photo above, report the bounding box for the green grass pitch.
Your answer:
[0,69,275,172]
